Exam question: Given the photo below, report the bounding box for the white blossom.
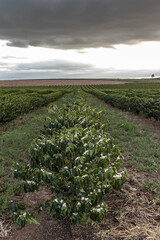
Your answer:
[113,173,122,179]
[83,150,89,155]
[26,181,35,185]
[98,139,103,143]
[73,213,78,216]
[82,174,88,178]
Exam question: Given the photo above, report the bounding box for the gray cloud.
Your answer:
[1,56,25,59]
[14,60,93,72]
[0,0,160,49]
[0,59,159,80]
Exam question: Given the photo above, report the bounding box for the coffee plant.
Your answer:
[84,88,160,121]
[12,98,127,228]
[0,88,72,123]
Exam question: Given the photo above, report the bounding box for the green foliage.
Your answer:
[0,88,72,123]
[0,91,74,214]
[13,98,127,226]
[8,201,39,227]
[84,88,160,120]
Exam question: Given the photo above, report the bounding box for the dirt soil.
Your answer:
[1,159,160,240]
[0,79,128,87]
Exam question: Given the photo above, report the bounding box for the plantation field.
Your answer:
[0,79,160,240]
[0,86,73,123]
[83,81,160,121]
[0,79,128,87]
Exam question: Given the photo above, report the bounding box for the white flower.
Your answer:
[77,202,81,206]
[113,173,122,179]
[81,197,85,200]
[54,198,58,203]
[104,168,108,173]
[26,181,35,185]
[60,200,63,203]
[73,213,78,216]
[98,189,101,193]
[62,203,67,207]
[23,212,27,217]
[82,174,88,178]
[83,150,89,155]
[64,166,68,169]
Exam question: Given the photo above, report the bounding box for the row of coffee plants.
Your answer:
[84,87,160,120]
[11,98,127,228]
[83,81,160,89]
[0,88,72,123]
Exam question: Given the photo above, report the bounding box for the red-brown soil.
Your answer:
[0,79,128,87]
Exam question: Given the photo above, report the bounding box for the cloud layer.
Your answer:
[0,58,159,80]
[0,0,160,49]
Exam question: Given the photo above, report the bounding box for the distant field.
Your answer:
[0,79,128,87]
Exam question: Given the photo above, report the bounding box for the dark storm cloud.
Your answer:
[0,0,160,49]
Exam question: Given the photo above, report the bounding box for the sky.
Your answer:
[0,0,160,80]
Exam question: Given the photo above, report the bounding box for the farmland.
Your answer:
[0,79,128,87]
[0,86,73,123]
[84,87,160,120]
[0,78,160,240]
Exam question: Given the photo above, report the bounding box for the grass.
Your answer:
[0,92,74,213]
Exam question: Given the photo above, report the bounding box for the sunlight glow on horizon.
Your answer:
[1,40,160,77]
